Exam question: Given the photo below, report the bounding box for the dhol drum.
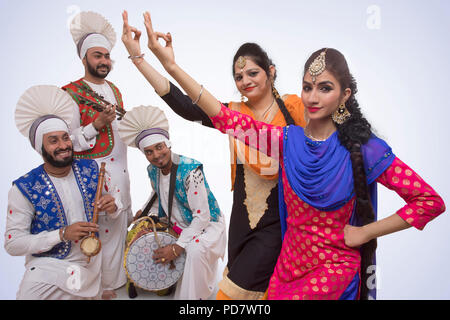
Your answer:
[124,216,186,292]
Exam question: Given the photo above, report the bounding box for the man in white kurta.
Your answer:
[6,168,103,300]
[67,79,132,297]
[118,105,226,300]
[144,155,227,300]
[6,96,122,299]
[63,11,132,298]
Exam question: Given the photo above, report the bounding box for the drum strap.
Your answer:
[138,155,179,228]
[140,193,158,218]
[167,155,180,229]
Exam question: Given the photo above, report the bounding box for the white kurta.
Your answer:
[69,80,132,291]
[5,170,103,300]
[144,167,227,300]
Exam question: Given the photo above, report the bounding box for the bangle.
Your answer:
[60,227,68,242]
[192,85,204,105]
[172,245,179,258]
[128,53,145,60]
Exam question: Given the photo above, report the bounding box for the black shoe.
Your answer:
[127,281,138,299]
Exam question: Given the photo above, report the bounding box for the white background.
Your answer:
[0,0,449,299]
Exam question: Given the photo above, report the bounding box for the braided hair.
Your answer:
[232,43,295,125]
[304,48,376,300]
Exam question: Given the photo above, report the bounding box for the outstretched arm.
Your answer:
[142,11,283,159]
[122,10,170,95]
[142,11,221,118]
[122,11,216,127]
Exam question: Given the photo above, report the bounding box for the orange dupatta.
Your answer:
[229,95,306,190]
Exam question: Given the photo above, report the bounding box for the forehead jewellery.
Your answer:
[309,49,327,84]
[236,56,247,71]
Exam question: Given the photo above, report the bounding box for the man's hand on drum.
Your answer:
[153,244,184,264]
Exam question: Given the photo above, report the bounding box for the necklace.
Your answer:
[262,98,275,120]
[304,127,333,142]
[251,98,275,121]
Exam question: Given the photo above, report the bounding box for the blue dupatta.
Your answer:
[278,125,395,299]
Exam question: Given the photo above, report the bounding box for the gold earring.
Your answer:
[332,104,351,125]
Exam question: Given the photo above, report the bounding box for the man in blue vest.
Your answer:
[5,85,122,299]
[119,106,227,300]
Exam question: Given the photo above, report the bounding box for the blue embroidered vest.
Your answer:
[13,159,99,259]
[147,154,221,224]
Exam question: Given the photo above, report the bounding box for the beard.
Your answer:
[42,146,74,168]
[152,157,171,170]
[85,56,111,79]
[150,151,172,172]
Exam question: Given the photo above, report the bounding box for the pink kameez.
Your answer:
[211,104,445,300]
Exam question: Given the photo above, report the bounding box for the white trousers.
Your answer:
[17,281,101,300]
[174,215,227,300]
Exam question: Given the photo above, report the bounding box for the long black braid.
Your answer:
[305,48,377,300]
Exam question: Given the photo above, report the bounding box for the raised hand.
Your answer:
[143,11,176,71]
[122,10,143,58]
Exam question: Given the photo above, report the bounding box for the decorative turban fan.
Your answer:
[15,85,77,154]
[118,105,171,152]
[70,11,117,58]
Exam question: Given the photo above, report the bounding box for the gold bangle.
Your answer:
[172,245,179,257]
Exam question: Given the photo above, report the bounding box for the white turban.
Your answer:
[135,129,171,153]
[77,33,112,59]
[30,116,69,155]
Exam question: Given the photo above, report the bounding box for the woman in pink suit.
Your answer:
[137,11,446,300]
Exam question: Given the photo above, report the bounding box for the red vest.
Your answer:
[62,78,124,159]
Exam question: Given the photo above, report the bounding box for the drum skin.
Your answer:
[124,229,186,291]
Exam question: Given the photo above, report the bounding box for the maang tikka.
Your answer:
[237,56,247,103]
[236,56,247,70]
[309,49,327,84]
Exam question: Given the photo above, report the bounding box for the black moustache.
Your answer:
[54,148,72,155]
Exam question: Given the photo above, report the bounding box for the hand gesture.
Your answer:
[122,10,143,58]
[143,11,176,71]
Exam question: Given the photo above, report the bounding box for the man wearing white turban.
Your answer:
[5,85,122,300]
[119,106,227,300]
[62,11,132,299]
